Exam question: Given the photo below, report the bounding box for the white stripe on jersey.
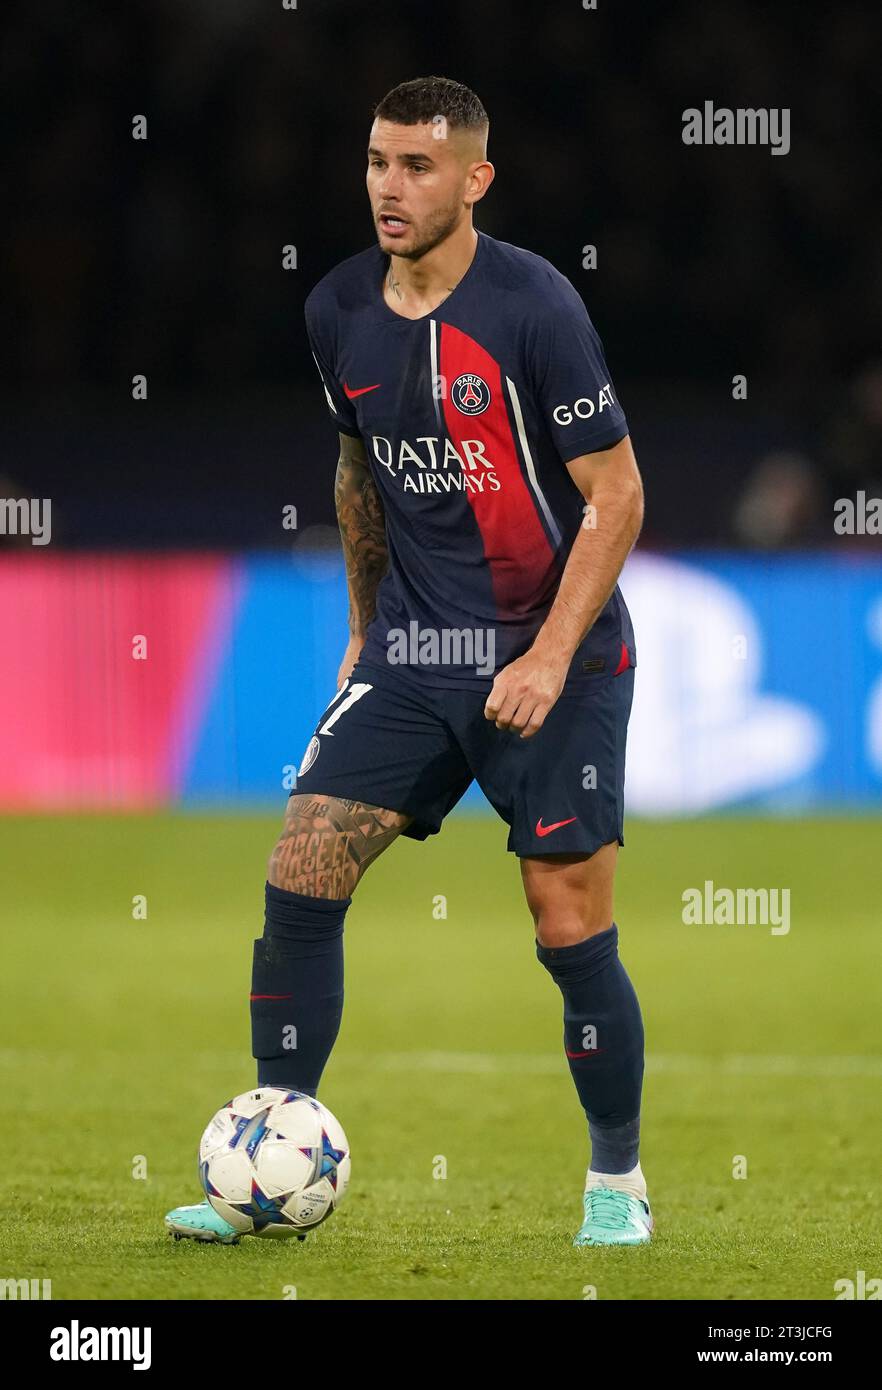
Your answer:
[429,319,442,431]
[505,376,563,547]
[311,350,338,418]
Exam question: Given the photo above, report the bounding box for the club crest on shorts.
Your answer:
[298,736,320,777]
[451,373,491,415]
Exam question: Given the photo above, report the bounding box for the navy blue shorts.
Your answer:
[293,660,634,858]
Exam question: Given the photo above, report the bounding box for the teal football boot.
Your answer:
[573,1186,654,1246]
[164,1201,242,1244]
[164,1199,310,1243]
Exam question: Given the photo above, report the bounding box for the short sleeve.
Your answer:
[304,297,361,438]
[531,275,628,461]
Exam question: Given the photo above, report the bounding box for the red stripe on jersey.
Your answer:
[439,322,557,616]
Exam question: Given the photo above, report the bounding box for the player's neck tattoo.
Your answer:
[387,266,457,306]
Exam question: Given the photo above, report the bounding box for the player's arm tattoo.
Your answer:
[269,795,410,898]
[335,432,388,637]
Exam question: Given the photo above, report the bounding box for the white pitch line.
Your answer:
[371,1051,882,1079]
[1,1051,880,1078]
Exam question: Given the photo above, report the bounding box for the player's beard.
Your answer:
[379,196,464,261]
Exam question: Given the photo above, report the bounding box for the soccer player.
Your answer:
[166,76,650,1247]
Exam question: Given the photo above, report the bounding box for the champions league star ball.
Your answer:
[198,1087,350,1237]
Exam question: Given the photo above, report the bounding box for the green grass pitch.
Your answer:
[2,812,881,1301]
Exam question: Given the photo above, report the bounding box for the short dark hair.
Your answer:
[373,76,488,136]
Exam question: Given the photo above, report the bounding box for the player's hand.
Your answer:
[337,635,366,688]
[484,649,568,738]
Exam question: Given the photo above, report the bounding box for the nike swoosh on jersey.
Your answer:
[535,816,578,837]
[343,381,381,398]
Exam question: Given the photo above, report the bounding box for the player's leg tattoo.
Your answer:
[268,794,411,899]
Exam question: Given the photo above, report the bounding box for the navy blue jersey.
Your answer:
[305,230,635,688]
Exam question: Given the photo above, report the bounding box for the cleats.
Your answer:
[164,1199,310,1244]
[573,1185,654,1247]
[164,1201,242,1244]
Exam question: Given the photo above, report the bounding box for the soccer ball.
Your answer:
[198,1087,350,1237]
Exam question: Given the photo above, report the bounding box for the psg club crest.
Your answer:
[451,373,491,415]
[298,736,320,777]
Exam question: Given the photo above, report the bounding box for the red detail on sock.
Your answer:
[565,1047,608,1059]
[249,994,293,1000]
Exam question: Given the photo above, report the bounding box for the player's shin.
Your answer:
[250,882,349,1096]
[536,923,645,1192]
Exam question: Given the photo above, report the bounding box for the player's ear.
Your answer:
[466,161,495,206]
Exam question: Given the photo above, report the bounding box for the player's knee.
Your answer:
[528,884,614,947]
[533,907,607,949]
[523,843,618,947]
[521,881,583,944]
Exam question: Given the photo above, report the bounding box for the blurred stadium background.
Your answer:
[1,0,880,812]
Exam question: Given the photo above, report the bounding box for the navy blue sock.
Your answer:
[536,923,644,1174]
[250,882,349,1097]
